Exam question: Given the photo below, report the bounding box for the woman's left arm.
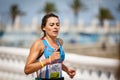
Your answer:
[62,63,76,79]
[59,38,76,78]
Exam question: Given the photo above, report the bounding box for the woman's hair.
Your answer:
[41,13,59,37]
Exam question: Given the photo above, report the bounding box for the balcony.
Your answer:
[0,46,119,80]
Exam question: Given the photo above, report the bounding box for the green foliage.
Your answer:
[98,7,114,20]
[70,0,83,15]
[70,0,85,25]
[98,7,114,26]
[42,2,57,14]
[10,4,25,24]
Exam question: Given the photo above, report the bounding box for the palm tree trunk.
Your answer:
[100,19,104,27]
[74,12,78,26]
[12,15,15,25]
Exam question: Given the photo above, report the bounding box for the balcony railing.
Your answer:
[0,46,119,80]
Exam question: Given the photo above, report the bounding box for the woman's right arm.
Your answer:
[24,40,50,75]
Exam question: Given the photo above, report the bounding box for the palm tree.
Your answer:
[97,7,114,50]
[98,7,114,26]
[10,4,25,25]
[70,0,85,25]
[41,2,57,14]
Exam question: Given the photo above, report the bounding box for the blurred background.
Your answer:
[0,0,120,80]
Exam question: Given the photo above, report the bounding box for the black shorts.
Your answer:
[35,77,64,80]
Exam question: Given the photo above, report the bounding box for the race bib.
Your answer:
[50,72,59,78]
[48,63,61,78]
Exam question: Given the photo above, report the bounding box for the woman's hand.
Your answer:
[67,68,76,79]
[49,49,60,63]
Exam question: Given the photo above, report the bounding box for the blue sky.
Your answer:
[0,0,120,25]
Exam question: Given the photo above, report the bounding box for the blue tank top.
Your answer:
[36,38,65,79]
[42,38,65,63]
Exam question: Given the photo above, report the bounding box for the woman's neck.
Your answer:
[45,35,56,43]
[45,35,59,49]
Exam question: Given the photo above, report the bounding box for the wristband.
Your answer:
[40,61,44,67]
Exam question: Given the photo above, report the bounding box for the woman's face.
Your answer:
[43,17,60,37]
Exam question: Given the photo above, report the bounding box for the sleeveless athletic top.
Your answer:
[36,38,65,79]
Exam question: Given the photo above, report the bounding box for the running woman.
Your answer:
[24,13,76,80]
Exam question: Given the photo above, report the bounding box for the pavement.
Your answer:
[63,43,120,59]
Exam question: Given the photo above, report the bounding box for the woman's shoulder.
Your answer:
[30,38,44,51]
[57,38,64,46]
